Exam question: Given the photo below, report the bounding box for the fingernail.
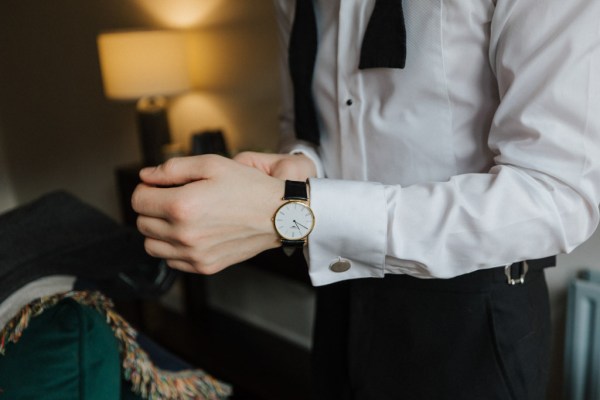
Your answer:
[140,166,156,176]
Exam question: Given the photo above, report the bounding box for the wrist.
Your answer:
[261,177,286,247]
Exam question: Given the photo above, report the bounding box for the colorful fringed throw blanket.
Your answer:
[0,290,232,400]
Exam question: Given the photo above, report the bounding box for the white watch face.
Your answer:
[274,201,315,241]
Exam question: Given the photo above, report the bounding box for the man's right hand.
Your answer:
[233,152,317,181]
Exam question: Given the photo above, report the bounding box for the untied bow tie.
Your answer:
[289,0,406,145]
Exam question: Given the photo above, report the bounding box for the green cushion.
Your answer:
[0,299,122,400]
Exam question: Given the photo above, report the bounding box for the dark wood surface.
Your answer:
[142,303,312,400]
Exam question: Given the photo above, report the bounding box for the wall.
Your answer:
[0,119,17,213]
[0,0,152,217]
[547,231,600,399]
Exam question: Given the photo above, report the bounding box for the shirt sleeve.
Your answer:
[306,0,600,286]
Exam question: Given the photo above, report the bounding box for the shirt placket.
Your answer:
[336,0,367,181]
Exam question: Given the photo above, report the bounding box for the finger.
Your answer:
[136,215,173,241]
[143,237,184,260]
[165,259,197,274]
[131,184,179,219]
[139,155,225,186]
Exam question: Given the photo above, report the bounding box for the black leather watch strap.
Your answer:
[284,180,308,201]
[281,239,305,248]
[281,239,305,256]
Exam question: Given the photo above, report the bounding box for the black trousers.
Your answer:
[311,266,551,400]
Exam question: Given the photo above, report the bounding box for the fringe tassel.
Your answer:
[0,291,232,400]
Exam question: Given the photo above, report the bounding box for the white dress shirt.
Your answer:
[274,0,600,287]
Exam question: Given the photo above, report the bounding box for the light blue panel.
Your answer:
[565,274,600,400]
[580,269,600,285]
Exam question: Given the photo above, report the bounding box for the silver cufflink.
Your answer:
[329,258,351,273]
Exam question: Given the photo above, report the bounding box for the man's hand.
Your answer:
[233,152,317,181]
[132,155,285,275]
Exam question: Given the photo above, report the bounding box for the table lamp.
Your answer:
[97,30,191,166]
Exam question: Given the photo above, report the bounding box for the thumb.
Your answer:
[139,156,216,186]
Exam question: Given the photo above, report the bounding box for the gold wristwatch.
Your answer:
[273,180,315,256]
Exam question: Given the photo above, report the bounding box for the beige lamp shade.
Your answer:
[97,30,191,100]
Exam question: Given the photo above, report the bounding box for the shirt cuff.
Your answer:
[306,178,387,286]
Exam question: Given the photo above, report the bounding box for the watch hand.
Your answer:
[293,221,301,231]
[296,221,309,230]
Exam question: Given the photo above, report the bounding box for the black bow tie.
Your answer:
[289,0,406,145]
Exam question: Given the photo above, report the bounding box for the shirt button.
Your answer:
[346,99,353,106]
[329,259,351,273]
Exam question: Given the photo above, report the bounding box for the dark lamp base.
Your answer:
[136,96,171,167]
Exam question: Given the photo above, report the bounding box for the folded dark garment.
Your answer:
[0,191,175,304]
